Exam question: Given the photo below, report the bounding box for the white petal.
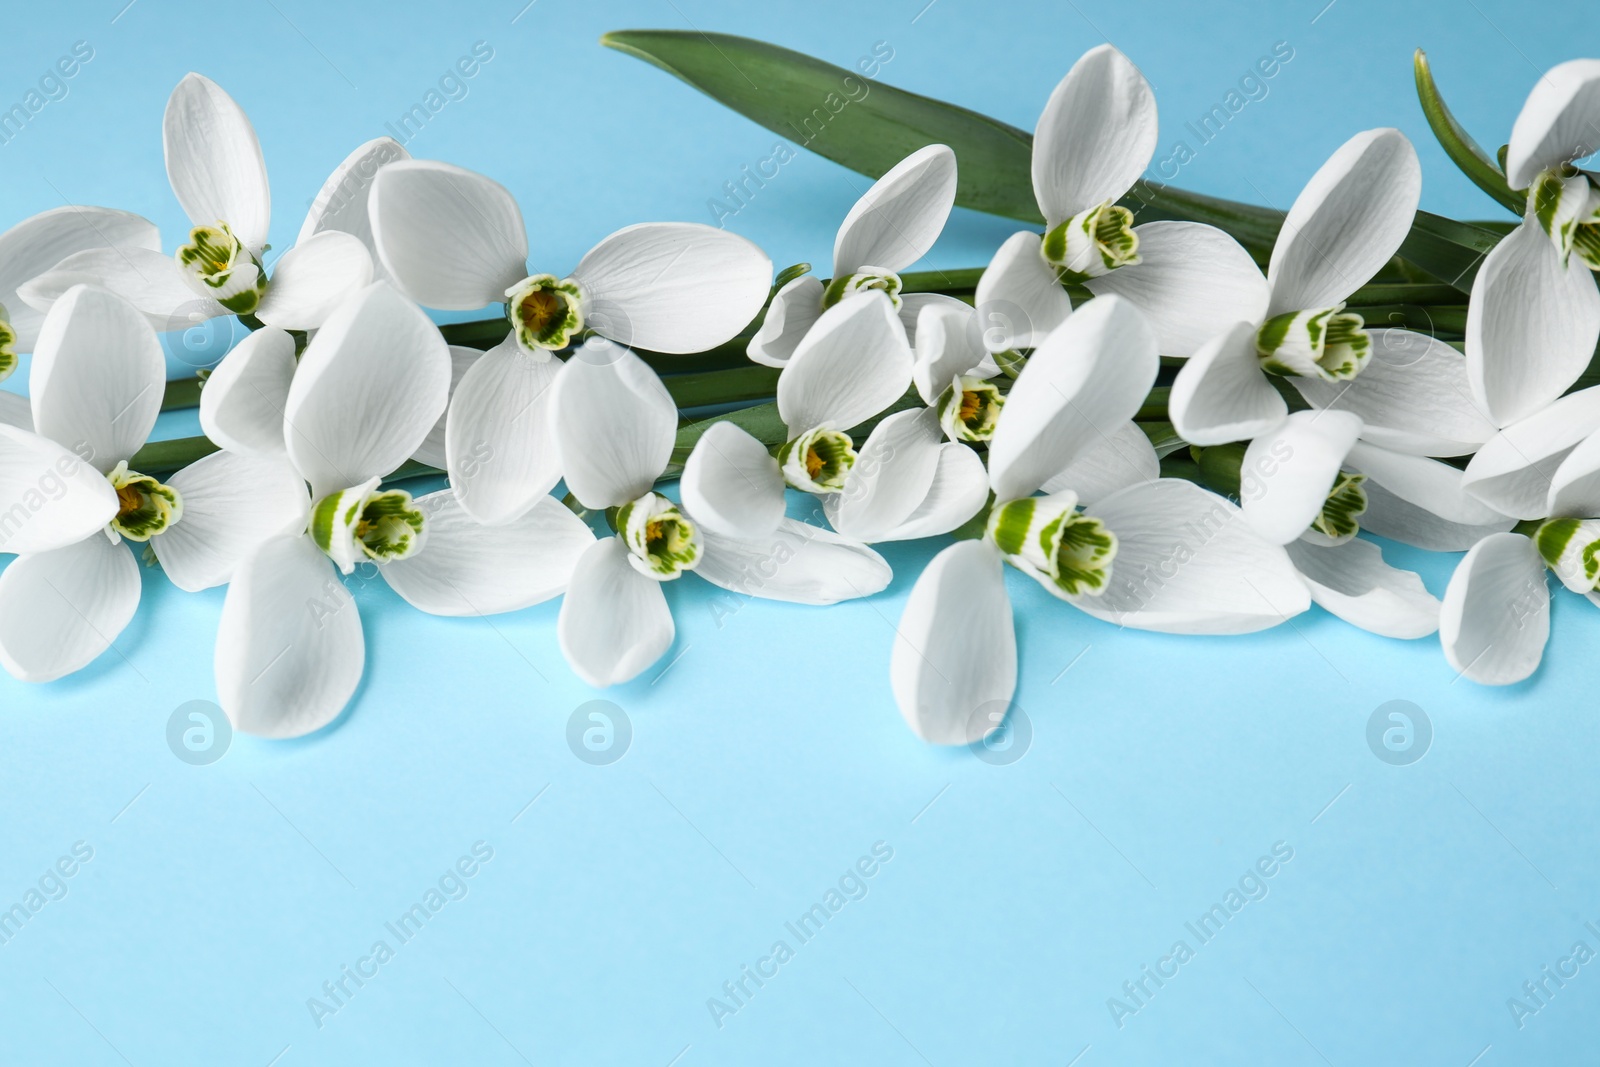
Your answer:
[382,490,594,616]
[900,292,981,349]
[30,285,164,470]
[557,536,674,687]
[1041,419,1160,505]
[1359,479,1516,552]
[0,536,139,682]
[1086,222,1269,358]
[0,393,31,432]
[199,327,297,459]
[825,408,946,541]
[446,336,562,525]
[550,340,674,508]
[746,275,823,368]
[0,424,118,553]
[254,231,374,331]
[18,247,221,327]
[1466,217,1600,426]
[973,231,1073,352]
[572,222,771,354]
[777,292,912,435]
[1031,44,1155,224]
[1461,386,1600,519]
[1238,410,1363,545]
[1071,479,1311,634]
[0,206,160,351]
[1293,329,1495,456]
[216,535,364,738]
[987,294,1159,499]
[890,539,1016,745]
[413,345,481,470]
[153,451,309,592]
[1546,426,1600,518]
[1285,538,1440,639]
[163,74,270,250]
[1168,321,1286,446]
[698,518,892,603]
[1439,533,1549,685]
[912,301,987,404]
[298,136,410,279]
[1351,441,1516,550]
[284,282,451,498]
[680,421,784,538]
[1506,59,1600,189]
[878,443,990,541]
[369,159,528,310]
[833,144,957,275]
[1267,129,1421,314]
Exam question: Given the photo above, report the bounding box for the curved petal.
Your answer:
[776,292,912,435]
[163,74,270,250]
[17,246,221,327]
[1069,479,1311,634]
[973,231,1073,352]
[0,424,118,554]
[557,536,674,687]
[1168,321,1287,446]
[445,336,563,525]
[1238,410,1364,545]
[284,281,451,498]
[747,275,823,368]
[254,231,374,330]
[413,345,481,470]
[369,159,528,310]
[550,340,674,509]
[199,327,297,459]
[0,206,160,351]
[1031,44,1156,224]
[912,301,987,404]
[1506,59,1600,189]
[153,451,309,592]
[1439,533,1549,685]
[1546,426,1600,518]
[878,443,989,541]
[0,393,31,432]
[382,490,594,616]
[680,421,785,538]
[31,285,164,470]
[1040,419,1159,505]
[298,136,410,279]
[825,408,945,542]
[1085,221,1269,358]
[1359,479,1516,552]
[698,518,892,603]
[833,144,957,275]
[1461,387,1600,519]
[987,293,1159,500]
[0,535,139,682]
[1267,128,1421,314]
[1466,217,1600,426]
[1350,442,1514,526]
[890,539,1016,745]
[1285,538,1440,639]
[216,535,364,738]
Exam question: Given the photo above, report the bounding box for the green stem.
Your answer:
[1414,49,1525,216]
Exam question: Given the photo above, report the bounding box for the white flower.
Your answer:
[549,338,890,687]
[1505,59,1600,267]
[18,75,379,334]
[0,285,306,681]
[747,144,960,367]
[974,44,1269,359]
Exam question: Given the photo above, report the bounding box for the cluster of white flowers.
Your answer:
[0,48,1595,746]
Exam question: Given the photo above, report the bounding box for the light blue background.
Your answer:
[2,0,1597,1063]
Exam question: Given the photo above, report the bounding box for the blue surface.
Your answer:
[2,1,1598,1063]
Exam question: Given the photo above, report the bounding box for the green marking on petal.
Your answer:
[505,273,584,352]
[107,461,183,542]
[1535,515,1600,593]
[778,427,856,493]
[986,493,1116,598]
[0,314,15,384]
[175,222,267,315]
[987,497,1035,557]
[1041,200,1140,284]
[1530,167,1593,262]
[820,266,903,310]
[1310,471,1368,544]
[1256,305,1371,381]
[935,376,1005,443]
[1573,223,1600,272]
[617,491,702,580]
[310,479,428,574]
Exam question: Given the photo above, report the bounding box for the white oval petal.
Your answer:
[557,536,674,687]
[163,74,271,250]
[1461,387,1600,519]
[16,247,211,331]
[747,275,823,368]
[254,231,374,331]
[1040,419,1159,506]
[1506,59,1600,189]
[446,336,563,525]
[0,536,139,682]
[833,144,957,275]
[681,421,784,539]
[1031,44,1156,224]
[0,206,160,351]
[551,340,675,509]
[912,301,988,404]
[698,518,892,603]
[413,345,481,469]
[777,292,912,435]
[878,442,989,541]
[154,451,309,592]
[298,136,410,278]
[199,327,297,459]
[1285,537,1440,639]
[1168,321,1288,446]
[1440,533,1549,685]
[973,231,1073,352]
[0,424,118,553]
[1546,426,1600,518]
[1359,478,1516,552]
[1349,442,1513,526]
[1238,410,1363,545]
[825,408,945,542]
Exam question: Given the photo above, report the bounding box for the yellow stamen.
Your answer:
[518,288,562,334]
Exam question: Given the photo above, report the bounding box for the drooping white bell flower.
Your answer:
[0,284,306,681]
[891,297,1309,744]
[973,44,1269,359]
[18,75,377,334]
[549,338,890,687]
[1170,129,1426,445]
[748,144,958,367]
[1504,60,1600,267]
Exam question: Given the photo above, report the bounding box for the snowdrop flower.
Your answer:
[550,338,890,687]
[1170,129,1424,445]
[1438,532,1550,685]
[747,144,959,366]
[891,297,1308,744]
[1504,59,1600,268]
[0,285,306,681]
[974,44,1268,359]
[367,159,771,527]
[20,75,376,333]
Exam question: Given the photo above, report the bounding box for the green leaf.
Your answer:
[1396,210,1505,292]
[1414,49,1525,216]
